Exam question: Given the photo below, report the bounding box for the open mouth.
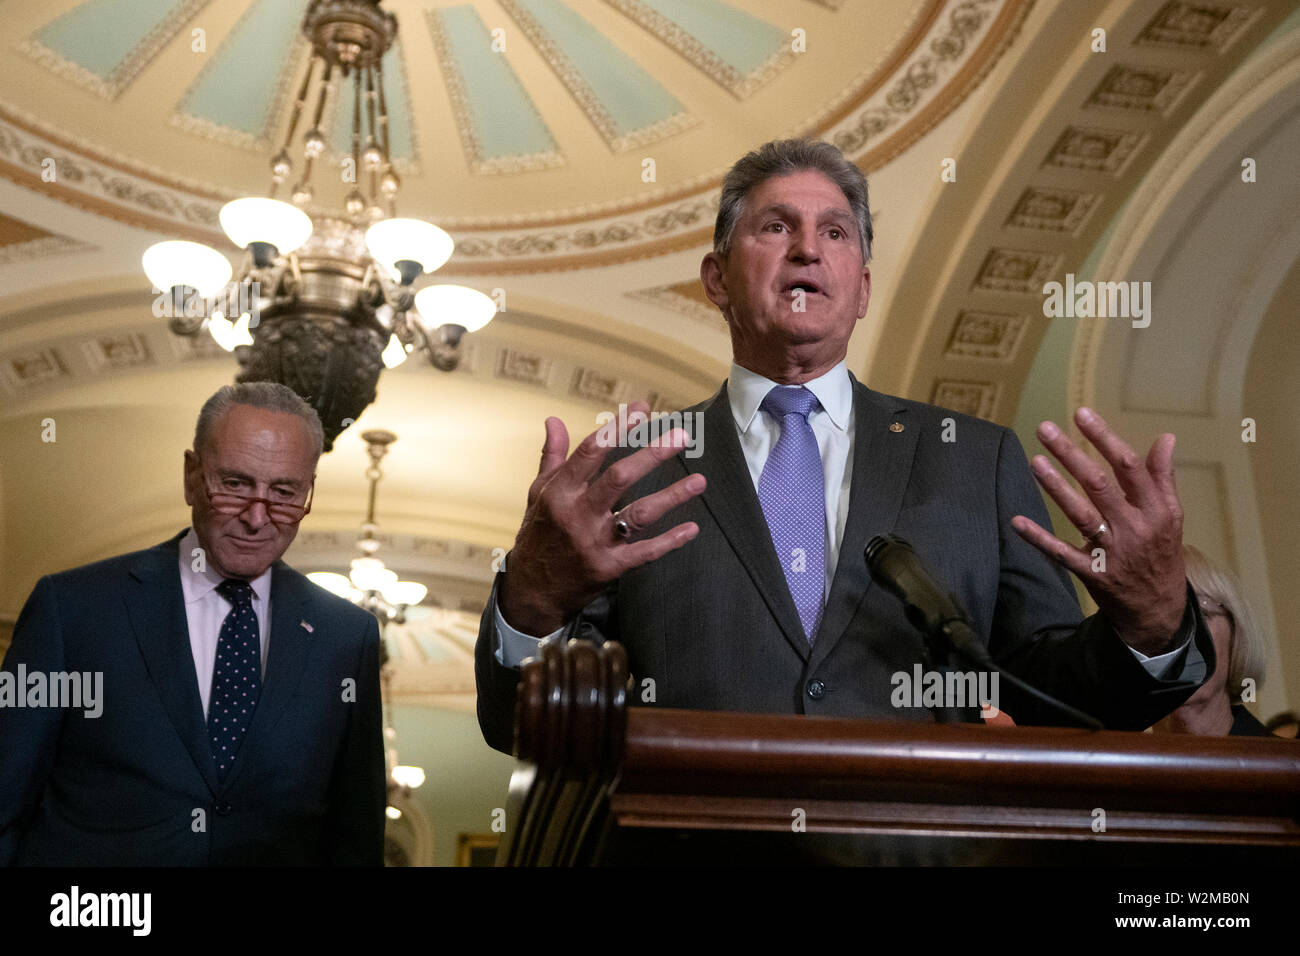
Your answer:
[784,281,823,296]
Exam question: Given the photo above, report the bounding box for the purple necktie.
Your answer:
[758,386,826,643]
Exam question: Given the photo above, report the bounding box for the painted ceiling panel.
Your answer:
[500,0,694,151]
[177,0,310,141]
[605,0,792,96]
[329,42,417,163]
[28,0,210,97]
[426,6,561,174]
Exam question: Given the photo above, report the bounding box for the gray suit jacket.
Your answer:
[475,376,1211,754]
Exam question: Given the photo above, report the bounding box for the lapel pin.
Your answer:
[300,620,314,633]
[889,422,904,433]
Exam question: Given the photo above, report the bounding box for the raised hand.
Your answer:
[1011,406,1188,655]
[499,401,707,636]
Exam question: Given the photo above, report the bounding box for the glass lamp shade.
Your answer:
[219,197,313,254]
[142,241,232,298]
[380,333,408,369]
[364,218,453,280]
[382,580,427,607]
[350,557,398,593]
[307,572,354,598]
[208,311,256,352]
[413,284,497,333]
[391,765,425,789]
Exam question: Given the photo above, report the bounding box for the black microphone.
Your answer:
[865,534,1103,729]
[864,534,992,667]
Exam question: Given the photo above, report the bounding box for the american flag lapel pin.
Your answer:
[300,619,314,633]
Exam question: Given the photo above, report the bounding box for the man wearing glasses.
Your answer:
[0,382,385,865]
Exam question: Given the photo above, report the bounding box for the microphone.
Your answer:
[865,534,1102,730]
[864,534,992,668]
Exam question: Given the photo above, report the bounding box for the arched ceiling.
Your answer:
[0,0,1020,270]
[2,0,1298,711]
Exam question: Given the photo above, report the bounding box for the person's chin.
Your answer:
[216,538,278,578]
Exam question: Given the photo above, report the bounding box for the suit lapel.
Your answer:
[681,382,810,661]
[124,533,218,794]
[219,563,315,791]
[809,377,919,671]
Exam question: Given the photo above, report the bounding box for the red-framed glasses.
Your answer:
[201,471,315,525]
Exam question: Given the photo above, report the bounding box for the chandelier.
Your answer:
[305,427,425,816]
[141,0,495,451]
[306,428,426,621]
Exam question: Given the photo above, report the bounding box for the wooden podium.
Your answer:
[496,640,1300,866]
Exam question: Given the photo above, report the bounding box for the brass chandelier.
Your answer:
[141,0,495,451]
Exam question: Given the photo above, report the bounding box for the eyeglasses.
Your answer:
[201,470,314,526]
[1196,594,1232,623]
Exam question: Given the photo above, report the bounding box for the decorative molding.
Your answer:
[601,0,796,100]
[82,333,154,372]
[626,286,723,326]
[2,347,71,393]
[0,234,92,265]
[1004,187,1099,235]
[0,116,221,229]
[1042,126,1145,176]
[570,367,621,404]
[497,0,698,152]
[19,0,212,100]
[931,380,999,418]
[828,0,1004,156]
[495,348,551,387]
[425,9,563,176]
[172,0,310,150]
[1134,2,1259,52]
[1085,65,1198,115]
[944,311,1027,360]
[973,249,1061,294]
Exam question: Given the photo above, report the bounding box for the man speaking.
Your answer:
[475,139,1212,754]
[0,382,385,865]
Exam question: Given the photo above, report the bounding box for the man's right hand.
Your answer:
[498,401,707,636]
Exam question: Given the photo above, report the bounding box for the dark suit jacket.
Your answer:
[0,531,385,865]
[476,376,1213,754]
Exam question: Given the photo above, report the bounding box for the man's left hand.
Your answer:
[1011,406,1187,656]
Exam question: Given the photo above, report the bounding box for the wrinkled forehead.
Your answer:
[201,406,317,478]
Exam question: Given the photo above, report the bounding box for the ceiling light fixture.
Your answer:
[141,0,496,451]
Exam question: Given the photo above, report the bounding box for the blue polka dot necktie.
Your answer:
[758,386,826,644]
[209,578,262,781]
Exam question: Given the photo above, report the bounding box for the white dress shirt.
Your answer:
[493,363,1189,677]
[178,528,272,717]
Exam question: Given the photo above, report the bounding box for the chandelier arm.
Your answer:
[351,68,362,186]
[271,55,318,197]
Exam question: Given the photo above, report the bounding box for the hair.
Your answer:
[713,139,873,263]
[194,382,324,460]
[1183,544,1266,704]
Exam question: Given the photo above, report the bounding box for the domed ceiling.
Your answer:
[0,0,1022,271]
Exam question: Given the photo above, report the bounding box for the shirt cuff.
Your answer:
[1125,615,1196,680]
[493,603,567,669]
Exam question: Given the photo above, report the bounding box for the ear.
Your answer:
[183,449,200,507]
[700,252,730,315]
[856,265,872,319]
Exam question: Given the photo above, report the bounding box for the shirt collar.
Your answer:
[179,527,272,606]
[728,360,853,434]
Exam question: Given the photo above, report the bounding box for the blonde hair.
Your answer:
[1183,544,1266,703]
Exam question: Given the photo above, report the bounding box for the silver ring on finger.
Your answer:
[1084,520,1109,543]
[612,508,633,541]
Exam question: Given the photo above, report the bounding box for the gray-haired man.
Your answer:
[475,139,1214,753]
[0,382,385,865]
